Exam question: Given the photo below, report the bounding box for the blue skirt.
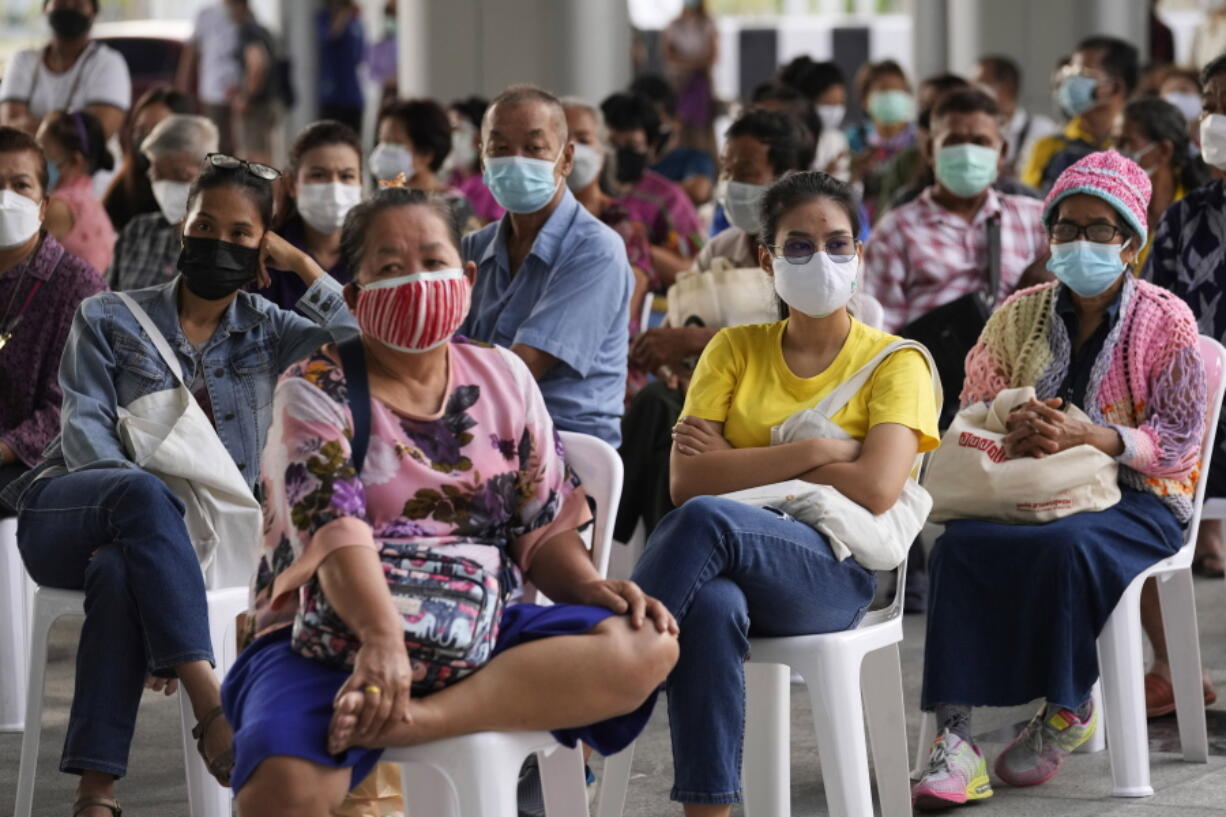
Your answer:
[222,603,658,792]
[921,490,1183,711]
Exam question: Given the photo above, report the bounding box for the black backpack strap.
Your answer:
[337,338,371,474]
[986,214,1002,307]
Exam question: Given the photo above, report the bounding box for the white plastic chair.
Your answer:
[598,560,912,817]
[15,581,248,817]
[0,517,30,732]
[382,430,623,817]
[638,291,655,336]
[912,335,1226,798]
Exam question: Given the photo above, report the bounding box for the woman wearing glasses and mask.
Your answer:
[3,153,357,817]
[631,171,940,814]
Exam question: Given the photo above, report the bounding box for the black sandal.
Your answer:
[192,705,235,787]
[72,797,122,817]
[1192,552,1226,579]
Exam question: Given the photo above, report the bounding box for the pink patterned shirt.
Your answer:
[50,175,117,275]
[862,187,1048,333]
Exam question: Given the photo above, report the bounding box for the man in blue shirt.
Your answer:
[460,84,633,447]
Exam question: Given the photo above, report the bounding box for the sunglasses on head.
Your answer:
[204,152,282,181]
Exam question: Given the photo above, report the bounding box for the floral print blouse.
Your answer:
[249,338,591,639]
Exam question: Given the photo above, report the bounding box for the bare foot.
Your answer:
[1149,660,1216,698]
[328,690,365,754]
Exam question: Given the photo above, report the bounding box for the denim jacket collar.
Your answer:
[154,276,272,348]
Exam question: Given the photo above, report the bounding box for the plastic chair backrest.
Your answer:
[1185,336,1226,541]
[559,430,623,580]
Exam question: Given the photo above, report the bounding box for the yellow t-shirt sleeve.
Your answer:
[1020,134,1062,190]
[680,328,742,424]
[864,347,941,452]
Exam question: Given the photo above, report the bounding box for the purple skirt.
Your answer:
[221,603,658,792]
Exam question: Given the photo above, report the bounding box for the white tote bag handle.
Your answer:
[814,338,943,418]
[113,291,186,384]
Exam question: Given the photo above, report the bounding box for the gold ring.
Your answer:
[363,684,383,696]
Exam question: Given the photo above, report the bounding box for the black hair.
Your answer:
[186,161,275,230]
[921,73,970,103]
[288,119,362,176]
[450,96,488,131]
[931,86,1001,122]
[724,108,808,176]
[629,74,677,116]
[856,59,910,102]
[1202,53,1226,87]
[42,109,113,174]
[340,186,459,273]
[1077,35,1140,96]
[779,56,846,101]
[977,55,1022,94]
[378,98,453,173]
[132,84,194,120]
[750,80,820,168]
[760,170,860,248]
[1124,96,1209,194]
[600,92,661,147]
[0,126,48,193]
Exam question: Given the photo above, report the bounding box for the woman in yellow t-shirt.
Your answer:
[631,171,939,813]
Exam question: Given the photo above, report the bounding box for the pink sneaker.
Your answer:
[912,730,994,810]
[994,701,1098,787]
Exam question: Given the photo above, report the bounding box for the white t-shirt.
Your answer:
[1005,108,1059,175]
[0,42,131,119]
[814,128,851,183]
[192,4,241,106]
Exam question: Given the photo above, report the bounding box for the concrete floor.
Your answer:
[2,577,1225,817]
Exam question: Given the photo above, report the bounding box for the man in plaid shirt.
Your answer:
[863,88,1048,334]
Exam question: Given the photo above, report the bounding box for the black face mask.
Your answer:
[48,9,92,40]
[614,146,649,184]
[177,236,261,300]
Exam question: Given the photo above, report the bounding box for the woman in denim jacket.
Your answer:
[3,155,357,817]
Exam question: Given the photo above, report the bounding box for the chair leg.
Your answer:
[1097,579,1153,797]
[0,519,28,732]
[743,662,791,817]
[15,595,54,817]
[861,645,911,817]
[911,710,936,779]
[1076,681,1106,754]
[1156,568,1209,763]
[539,743,590,817]
[449,738,524,817]
[798,649,875,817]
[594,742,635,817]
[400,762,459,817]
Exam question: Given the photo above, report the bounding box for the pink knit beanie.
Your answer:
[1042,149,1152,246]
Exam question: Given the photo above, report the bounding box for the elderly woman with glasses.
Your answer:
[3,152,357,817]
[911,150,1207,811]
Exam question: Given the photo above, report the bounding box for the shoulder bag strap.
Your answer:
[337,337,371,474]
[814,338,943,419]
[113,291,185,384]
[986,214,1002,306]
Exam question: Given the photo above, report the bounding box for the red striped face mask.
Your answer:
[352,268,471,353]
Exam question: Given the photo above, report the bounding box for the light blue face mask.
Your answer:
[1057,75,1099,117]
[46,159,61,191]
[483,150,562,214]
[867,90,914,126]
[934,143,999,198]
[1046,240,1127,297]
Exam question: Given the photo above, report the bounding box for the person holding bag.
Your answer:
[2,154,357,817]
[631,171,940,814]
[223,186,678,816]
[912,150,1207,811]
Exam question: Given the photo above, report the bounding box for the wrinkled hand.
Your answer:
[334,633,413,743]
[574,579,678,634]
[146,675,178,696]
[631,327,692,373]
[1003,398,1093,458]
[672,415,731,456]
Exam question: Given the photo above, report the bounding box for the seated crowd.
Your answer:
[1,4,1225,815]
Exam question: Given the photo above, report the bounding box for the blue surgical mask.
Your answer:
[483,150,562,214]
[1057,75,1099,117]
[867,90,914,126]
[934,143,999,198]
[46,159,61,191]
[1046,240,1127,297]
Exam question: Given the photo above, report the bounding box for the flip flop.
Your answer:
[1145,672,1218,719]
[1192,552,1226,579]
[192,705,234,787]
[72,797,121,817]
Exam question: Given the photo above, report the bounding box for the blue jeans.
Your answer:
[17,469,214,778]
[631,496,877,804]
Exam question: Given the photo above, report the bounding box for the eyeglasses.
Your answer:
[1049,221,1127,244]
[204,152,282,181]
[767,237,856,265]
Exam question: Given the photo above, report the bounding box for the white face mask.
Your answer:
[566,142,604,192]
[773,251,859,318]
[444,122,476,176]
[816,104,846,134]
[1163,91,1202,126]
[369,142,415,181]
[0,189,42,249]
[1201,114,1226,170]
[721,179,768,235]
[297,181,363,234]
[150,179,190,225]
